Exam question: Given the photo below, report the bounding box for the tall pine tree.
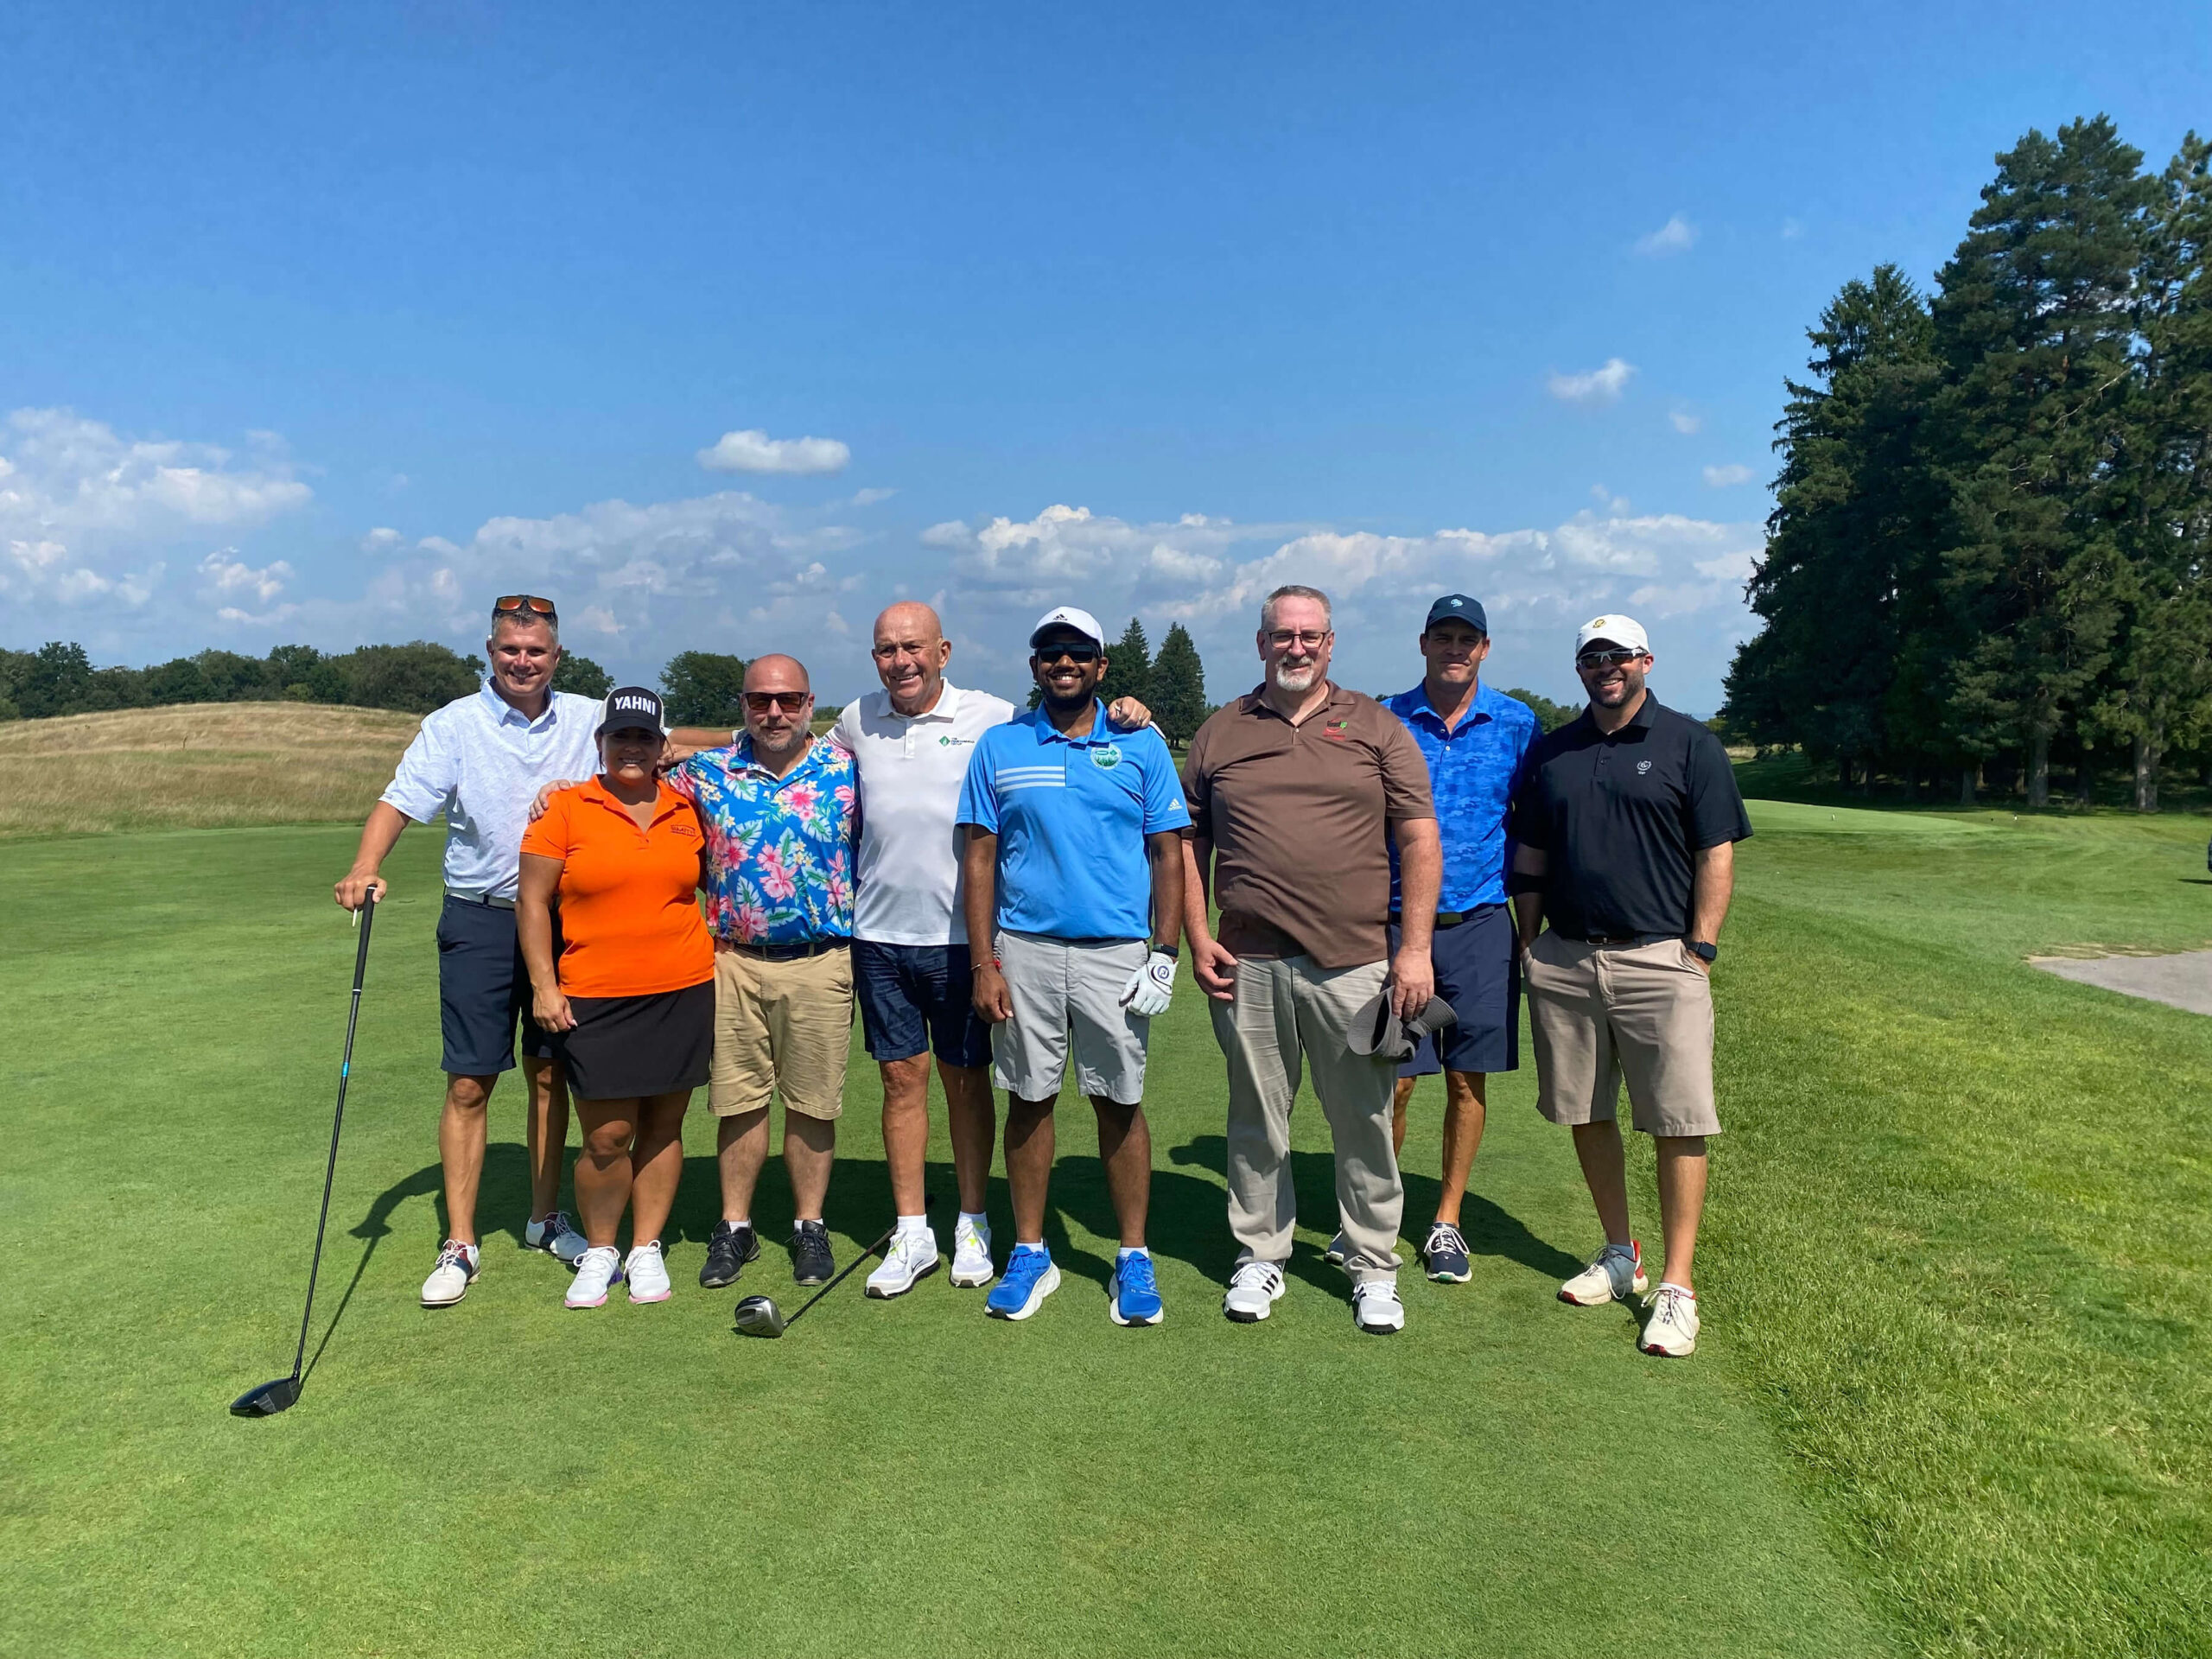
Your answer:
[1148,623,1209,743]
[1931,116,2156,807]
[1098,618,1154,711]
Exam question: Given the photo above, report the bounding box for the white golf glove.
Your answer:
[1120,950,1178,1017]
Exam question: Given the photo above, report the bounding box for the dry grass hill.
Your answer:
[0,703,423,839]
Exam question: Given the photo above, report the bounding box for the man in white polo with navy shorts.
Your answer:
[335,594,597,1306]
[957,607,1188,1325]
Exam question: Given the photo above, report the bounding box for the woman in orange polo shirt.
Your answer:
[519,685,714,1309]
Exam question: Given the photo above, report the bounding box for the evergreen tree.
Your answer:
[1148,623,1209,743]
[2099,132,2212,810]
[1098,618,1154,711]
[1931,116,2157,807]
[1725,264,1945,781]
[660,651,748,728]
[19,642,93,718]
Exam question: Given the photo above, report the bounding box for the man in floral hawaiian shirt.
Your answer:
[664,653,860,1292]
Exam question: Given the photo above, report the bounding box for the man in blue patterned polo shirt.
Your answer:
[1367,595,1539,1285]
[664,653,859,1292]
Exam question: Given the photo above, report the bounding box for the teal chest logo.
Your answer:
[1090,745,1122,771]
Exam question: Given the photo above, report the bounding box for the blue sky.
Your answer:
[4,2,2207,713]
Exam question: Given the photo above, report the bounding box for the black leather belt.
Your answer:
[1573,931,1675,948]
[1388,904,1503,931]
[716,938,848,961]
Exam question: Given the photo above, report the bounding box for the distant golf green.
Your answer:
[3,800,2207,1656]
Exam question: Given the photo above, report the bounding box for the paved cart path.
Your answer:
[2031,948,2212,1016]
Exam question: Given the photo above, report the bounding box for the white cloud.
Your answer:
[696,428,851,475]
[1669,410,1702,435]
[0,407,311,617]
[1634,213,1698,256]
[1702,463,1755,486]
[850,486,897,506]
[360,526,404,553]
[1548,359,1635,405]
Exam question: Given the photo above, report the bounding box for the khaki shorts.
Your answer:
[709,943,854,1120]
[1522,932,1719,1138]
[990,931,1150,1106]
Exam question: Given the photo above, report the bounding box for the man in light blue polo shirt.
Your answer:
[956,606,1189,1325]
[336,594,600,1307]
[1365,594,1539,1285]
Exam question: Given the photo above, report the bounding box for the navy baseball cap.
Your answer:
[1424,594,1488,633]
[596,686,666,736]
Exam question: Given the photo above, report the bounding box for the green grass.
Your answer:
[5,806,2209,1656]
[3,827,1886,1657]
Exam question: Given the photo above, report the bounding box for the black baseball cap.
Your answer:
[596,686,665,736]
[1424,594,1488,633]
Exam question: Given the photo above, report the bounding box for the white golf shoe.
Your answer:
[565,1245,623,1308]
[1640,1284,1700,1357]
[1351,1279,1407,1334]
[625,1241,671,1304]
[1559,1240,1647,1306]
[1222,1261,1287,1323]
[420,1240,479,1307]
[525,1211,588,1266]
[950,1216,995,1287]
[866,1227,940,1299]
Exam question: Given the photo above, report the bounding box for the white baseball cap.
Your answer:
[1573,613,1650,657]
[1028,606,1107,651]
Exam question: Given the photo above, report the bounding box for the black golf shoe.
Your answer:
[699,1220,760,1289]
[790,1220,835,1287]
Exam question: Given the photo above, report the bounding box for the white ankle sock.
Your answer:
[958,1210,989,1232]
[896,1214,929,1237]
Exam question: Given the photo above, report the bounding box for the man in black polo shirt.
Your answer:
[1508,614,1751,1358]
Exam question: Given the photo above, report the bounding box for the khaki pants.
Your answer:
[709,944,854,1120]
[1522,932,1720,1137]
[1210,954,1402,1284]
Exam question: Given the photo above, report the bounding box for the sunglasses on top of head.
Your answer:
[492,594,557,621]
[1033,643,1100,665]
[1576,647,1644,669]
[744,691,810,713]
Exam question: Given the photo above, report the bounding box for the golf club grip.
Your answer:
[288,889,378,1381]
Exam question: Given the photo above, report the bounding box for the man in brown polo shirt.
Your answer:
[1180,583,1442,1333]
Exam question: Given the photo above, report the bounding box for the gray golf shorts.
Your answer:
[988,931,1150,1106]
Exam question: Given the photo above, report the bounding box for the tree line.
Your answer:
[1722,116,2212,810]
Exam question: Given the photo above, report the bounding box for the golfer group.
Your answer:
[336,582,1747,1357]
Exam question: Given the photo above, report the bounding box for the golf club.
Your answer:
[230,890,380,1417]
[734,1196,931,1338]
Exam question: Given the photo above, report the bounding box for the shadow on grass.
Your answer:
[311,1118,1580,1363]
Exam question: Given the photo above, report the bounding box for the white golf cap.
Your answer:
[1028,606,1107,651]
[1574,613,1650,657]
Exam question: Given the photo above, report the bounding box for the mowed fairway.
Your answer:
[4,826,1885,1658]
[6,802,2210,1656]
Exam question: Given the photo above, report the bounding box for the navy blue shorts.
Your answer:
[436,896,559,1077]
[853,939,992,1068]
[1388,903,1519,1077]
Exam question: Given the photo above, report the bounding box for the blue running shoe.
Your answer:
[985,1244,1060,1320]
[1109,1250,1164,1326]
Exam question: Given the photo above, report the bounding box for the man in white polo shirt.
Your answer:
[839,601,1017,1297]
[334,594,598,1307]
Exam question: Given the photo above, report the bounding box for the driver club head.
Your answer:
[732,1294,787,1338]
[229,1376,302,1417]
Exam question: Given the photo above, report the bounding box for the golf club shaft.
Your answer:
[780,1223,898,1330]
[288,891,379,1382]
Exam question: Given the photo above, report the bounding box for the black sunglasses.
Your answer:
[1033,644,1101,665]
[1576,648,1644,669]
[493,594,558,621]
[744,691,810,713]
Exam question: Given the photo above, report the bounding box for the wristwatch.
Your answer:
[1686,939,1718,963]
[1152,940,1179,958]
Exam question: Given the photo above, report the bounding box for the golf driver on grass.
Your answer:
[230,892,380,1417]
[734,1200,929,1338]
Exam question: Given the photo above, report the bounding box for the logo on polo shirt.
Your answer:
[1323,719,1351,741]
[938,734,976,747]
[1090,745,1122,771]
[1637,760,1652,774]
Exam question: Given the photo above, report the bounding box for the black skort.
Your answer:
[554,979,715,1101]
